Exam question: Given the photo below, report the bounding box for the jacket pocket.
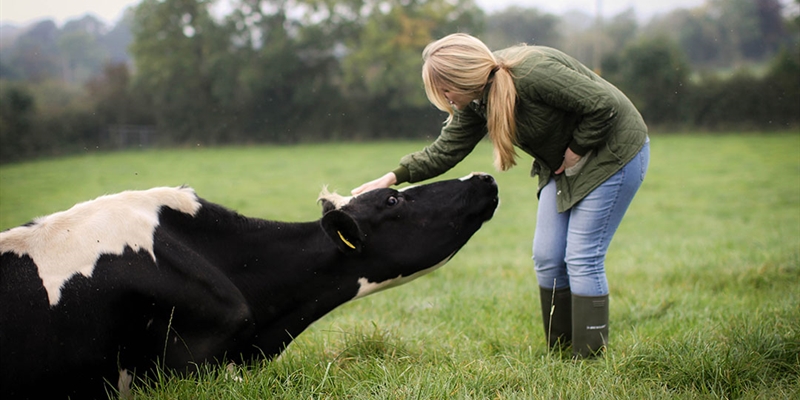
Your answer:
[565,150,593,177]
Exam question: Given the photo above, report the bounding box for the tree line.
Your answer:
[1,0,798,163]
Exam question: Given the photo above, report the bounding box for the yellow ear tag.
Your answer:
[337,230,356,249]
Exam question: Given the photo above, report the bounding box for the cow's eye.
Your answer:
[386,196,398,206]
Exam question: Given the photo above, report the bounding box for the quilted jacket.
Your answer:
[392,45,648,212]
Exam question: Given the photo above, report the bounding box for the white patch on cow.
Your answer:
[0,186,201,306]
[318,187,353,209]
[319,183,427,207]
[354,253,454,299]
[460,172,491,181]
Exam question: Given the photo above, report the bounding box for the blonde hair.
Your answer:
[422,33,530,171]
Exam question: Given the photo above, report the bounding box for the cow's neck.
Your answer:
[161,203,362,357]
[219,220,361,356]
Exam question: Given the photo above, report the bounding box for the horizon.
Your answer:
[1,0,711,28]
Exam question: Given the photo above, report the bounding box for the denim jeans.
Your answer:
[533,141,650,296]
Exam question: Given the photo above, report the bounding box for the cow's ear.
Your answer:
[321,210,364,253]
[319,198,337,215]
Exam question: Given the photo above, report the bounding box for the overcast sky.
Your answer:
[1,0,708,27]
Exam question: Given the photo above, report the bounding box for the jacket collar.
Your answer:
[469,79,492,118]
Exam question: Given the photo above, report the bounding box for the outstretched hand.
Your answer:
[351,172,397,195]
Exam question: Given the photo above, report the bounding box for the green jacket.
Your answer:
[393,46,648,212]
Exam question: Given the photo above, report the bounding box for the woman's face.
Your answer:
[443,88,476,111]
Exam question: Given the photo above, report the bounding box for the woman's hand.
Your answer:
[351,172,397,195]
[555,148,582,175]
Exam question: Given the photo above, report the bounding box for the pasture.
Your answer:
[1,133,798,399]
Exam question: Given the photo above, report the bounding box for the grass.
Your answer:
[1,133,798,399]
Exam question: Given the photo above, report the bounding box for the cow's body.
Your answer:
[0,174,498,399]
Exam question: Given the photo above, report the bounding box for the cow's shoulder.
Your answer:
[0,186,202,305]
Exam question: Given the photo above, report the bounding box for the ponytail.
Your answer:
[486,65,518,171]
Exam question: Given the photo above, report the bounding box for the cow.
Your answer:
[0,173,498,399]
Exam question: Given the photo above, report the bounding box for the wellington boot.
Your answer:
[539,286,572,350]
[571,294,609,359]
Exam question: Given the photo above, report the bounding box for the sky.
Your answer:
[1,0,709,27]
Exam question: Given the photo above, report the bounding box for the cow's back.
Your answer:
[0,187,210,398]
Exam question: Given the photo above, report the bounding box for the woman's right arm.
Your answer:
[352,106,486,195]
[399,107,488,182]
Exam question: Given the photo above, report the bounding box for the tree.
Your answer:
[750,0,787,59]
[710,0,761,66]
[483,6,561,50]
[57,29,107,84]
[86,62,153,127]
[647,0,787,68]
[224,0,325,141]
[337,0,483,131]
[557,8,638,69]
[603,37,691,126]
[6,20,61,82]
[0,84,36,162]
[130,0,236,144]
[673,9,722,66]
[585,8,639,73]
[319,0,484,138]
[602,9,638,57]
[760,45,800,128]
[102,8,136,64]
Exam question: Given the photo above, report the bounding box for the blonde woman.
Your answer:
[352,33,649,358]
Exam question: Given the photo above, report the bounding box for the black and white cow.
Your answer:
[0,173,498,399]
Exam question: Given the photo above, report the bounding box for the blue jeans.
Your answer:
[533,142,650,296]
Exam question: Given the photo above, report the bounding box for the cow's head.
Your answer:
[319,173,498,298]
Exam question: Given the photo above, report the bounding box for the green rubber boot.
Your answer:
[539,286,572,350]
[571,294,609,359]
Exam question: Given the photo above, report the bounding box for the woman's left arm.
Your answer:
[524,60,621,157]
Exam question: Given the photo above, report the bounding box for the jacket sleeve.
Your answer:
[521,60,620,156]
[399,106,487,183]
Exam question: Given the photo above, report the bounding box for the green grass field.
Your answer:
[1,133,798,399]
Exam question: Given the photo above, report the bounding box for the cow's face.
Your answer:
[319,173,498,297]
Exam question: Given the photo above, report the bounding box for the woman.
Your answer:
[352,33,649,358]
